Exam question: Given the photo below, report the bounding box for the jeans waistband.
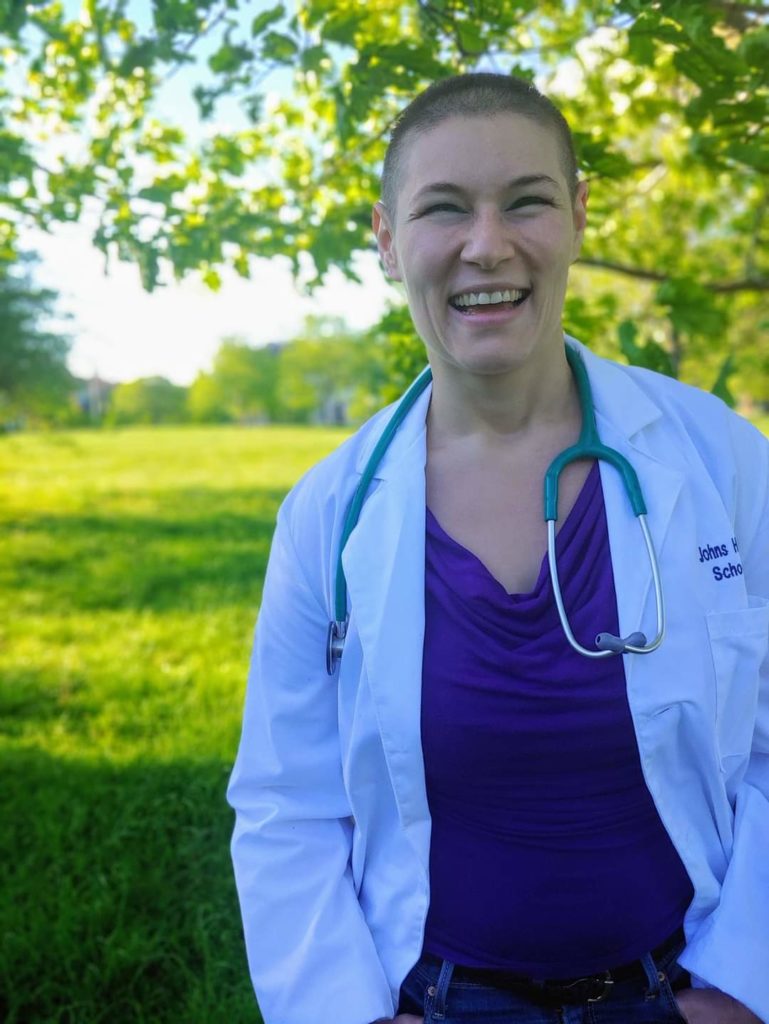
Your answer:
[421,925,685,996]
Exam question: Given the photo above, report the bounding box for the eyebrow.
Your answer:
[412,174,561,201]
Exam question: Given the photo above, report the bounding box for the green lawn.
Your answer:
[0,424,349,1024]
[3,414,767,1024]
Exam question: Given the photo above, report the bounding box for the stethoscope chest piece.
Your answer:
[326,620,347,675]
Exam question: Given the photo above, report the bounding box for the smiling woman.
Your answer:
[372,114,586,401]
[226,74,769,1024]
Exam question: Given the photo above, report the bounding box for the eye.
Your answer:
[420,202,465,215]
[508,195,554,210]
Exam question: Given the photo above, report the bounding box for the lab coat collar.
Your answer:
[352,377,431,481]
[352,336,666,483]
[569,336,663,440]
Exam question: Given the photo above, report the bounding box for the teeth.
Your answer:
[452,288,527,307]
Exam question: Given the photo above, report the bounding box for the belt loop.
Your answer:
[641,952,661,1000]
[425,959,454,1020]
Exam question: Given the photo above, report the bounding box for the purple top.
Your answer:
[421,462,693,976]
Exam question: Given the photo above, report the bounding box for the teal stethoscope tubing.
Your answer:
[326,344,665,674]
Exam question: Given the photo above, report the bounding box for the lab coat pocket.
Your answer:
[706,596,769,766]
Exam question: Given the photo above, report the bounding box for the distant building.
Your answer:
[313,391,350,425]
[72,375,115,420]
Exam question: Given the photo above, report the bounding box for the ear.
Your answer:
[372,201,402,281]
[570,179,589,263]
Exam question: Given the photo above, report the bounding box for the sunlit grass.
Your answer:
[0,424,348,1024]
[3,411,766,1023]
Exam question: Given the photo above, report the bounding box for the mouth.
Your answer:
[449,287,532,315]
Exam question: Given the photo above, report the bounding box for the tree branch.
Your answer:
[578,258,668,282]
[713,276,769,293]
[708,1,769,16]
[160,4,231,84]
[418,0,472,58]
[577,257,769,292]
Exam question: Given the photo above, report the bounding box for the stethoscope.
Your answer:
[326,344,665,674]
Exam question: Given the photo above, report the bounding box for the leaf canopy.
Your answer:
[0,0,766,396]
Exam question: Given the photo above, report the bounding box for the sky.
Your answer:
[22,0,397,386]
[29,223,395,386]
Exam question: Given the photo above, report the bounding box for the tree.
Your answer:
[107,376,189,425]
[2,2,767,396]
[189,320,386,426]
[0,255,73,425]
[362,303,426,407]
[276,315,389,424]
[278,334,350,424]
[187,370,232,423]
[202,337,283,422]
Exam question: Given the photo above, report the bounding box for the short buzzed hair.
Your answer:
[381,73,580,215]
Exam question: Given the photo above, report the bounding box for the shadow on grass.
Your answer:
[0,748,262,1024]
[5,487,288,614]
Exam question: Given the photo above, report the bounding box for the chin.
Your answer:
[446,341,536,377]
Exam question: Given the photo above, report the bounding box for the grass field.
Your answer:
[0,424,349,1024]
[3,414,767,1024]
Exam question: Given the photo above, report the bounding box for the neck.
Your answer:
[427,341,578,446]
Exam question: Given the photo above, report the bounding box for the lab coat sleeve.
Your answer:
[227,503,396,1024]
[678,423,769,1022]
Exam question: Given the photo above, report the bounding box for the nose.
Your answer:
[461,207,515,268]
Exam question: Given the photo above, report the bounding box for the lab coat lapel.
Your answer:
[579,343,684,692]
[597,419,683,678]
[342,391,431,860]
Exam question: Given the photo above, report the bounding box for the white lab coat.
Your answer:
[228,337,769,1024]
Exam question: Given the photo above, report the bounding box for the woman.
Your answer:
[228,74,769,1024]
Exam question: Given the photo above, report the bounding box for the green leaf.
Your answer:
[673,49,716,90]
[233,252,250,278]
[118,39,157,75]
[738,27,769,70]
[137,186,172,204]
[261,31,298,64]
[619,320,677,378]
[655,278,728,338]
[209,42,253,75]
[193,85,219,120]
[138,247,160,292]
[573,135,634,179]
[243,93,264,123]
[618,319,638,349]
[456,21,484,54]
[251,4,285,37]
[202,268,222,291]
[301,43,327,72]
[725,141,769,174]
[322,10,361,46]
[626,23,656,66]
[710,354,736,408]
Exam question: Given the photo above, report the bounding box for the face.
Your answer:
[372,114,588,381]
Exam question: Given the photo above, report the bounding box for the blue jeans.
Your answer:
[397,935,690,1023]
